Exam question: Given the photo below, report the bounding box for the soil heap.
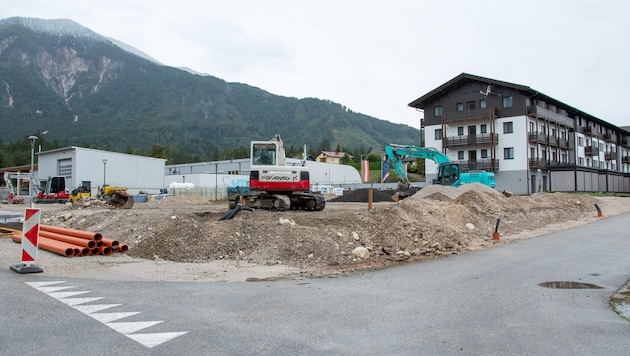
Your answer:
[36,184,605,276]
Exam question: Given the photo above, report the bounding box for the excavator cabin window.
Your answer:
[252,143,277,165]
[438,164,460,185]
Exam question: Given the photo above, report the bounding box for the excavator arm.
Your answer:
[384,143,496,197]
[384,144,451,184]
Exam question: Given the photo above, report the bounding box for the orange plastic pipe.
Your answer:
[119,244,129,252]
[12,234,74,257]
[39,230,97,249]
[99,246,112,256]
[100,237,120,249]
[40,224,103,241]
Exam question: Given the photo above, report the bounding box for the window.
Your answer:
[578,136,584,147]
[529,122,534,132]
[467,101,476,111]
[502,96,513,108]
[503,121,514,134]
[457,103,464,111]
[253,143,278,165]
[457,127,464,136]
[504,147,514,159]
[480,100,486,109]
[434,128,443,140]
[480,124,487,134]
[481,149,488,158]
[458,151,464,160]
[434,105,443,117]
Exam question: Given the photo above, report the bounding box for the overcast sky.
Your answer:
[5,1,630,128]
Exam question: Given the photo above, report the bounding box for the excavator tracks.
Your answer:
[228,192,325,211]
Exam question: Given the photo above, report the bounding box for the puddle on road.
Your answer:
[539,281,603,289]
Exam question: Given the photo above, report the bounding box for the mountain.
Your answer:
[0,17,420,157]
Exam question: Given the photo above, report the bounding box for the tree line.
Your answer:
[0,135,383,168]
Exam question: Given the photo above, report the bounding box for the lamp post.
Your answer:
[214,162,218,201]
[102,159,108,187]
[28,136,38,208]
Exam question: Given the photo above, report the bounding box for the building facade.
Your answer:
[409,73,630,194]
[37,147,166,196]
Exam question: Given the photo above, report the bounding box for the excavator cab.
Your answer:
[437,163,461,185]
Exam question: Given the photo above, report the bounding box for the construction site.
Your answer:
[1,183,628,282]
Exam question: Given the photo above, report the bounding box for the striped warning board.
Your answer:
[21,209,41,263]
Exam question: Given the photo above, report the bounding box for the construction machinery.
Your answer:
[98,185,134,209]
[36,176,70,203]
[384,143,496,200]
[70,183,92,203]
[228,134,325,211]
[3,171,32,204]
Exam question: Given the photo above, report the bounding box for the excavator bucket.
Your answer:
[107,190,135,209]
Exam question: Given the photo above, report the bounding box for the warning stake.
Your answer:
[10,208,43,274]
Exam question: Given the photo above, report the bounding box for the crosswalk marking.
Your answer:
[26,281,188,348]
[90,312,141,323]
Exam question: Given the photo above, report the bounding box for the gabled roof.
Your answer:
[408,73,622,130]
[408,73,530,109]
[319,151,349,158]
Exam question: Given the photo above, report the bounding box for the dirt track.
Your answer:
[1,185,629,282]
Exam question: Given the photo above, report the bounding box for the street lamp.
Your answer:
[28,135,38,208]
[214,162,218,201]
[102,159,108,187]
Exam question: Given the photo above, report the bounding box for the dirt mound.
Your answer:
[33,182,611,280]
[329,188,397,202]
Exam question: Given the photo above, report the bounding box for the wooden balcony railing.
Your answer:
[445,133,499,147]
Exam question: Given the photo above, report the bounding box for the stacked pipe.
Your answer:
[11,224,129,258]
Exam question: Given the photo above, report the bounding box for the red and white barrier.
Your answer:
[9,208,44,274]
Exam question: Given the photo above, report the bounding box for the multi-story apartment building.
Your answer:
[409,73,630,194]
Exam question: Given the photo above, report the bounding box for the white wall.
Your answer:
[37,147,166,195]
[495,116,528,171]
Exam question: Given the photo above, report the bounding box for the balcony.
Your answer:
[584,146,599,156]
[604,150,617,161]
[623,156,630,164]
[528,133,547,144]
[454,159,499,172]
[529,159,547,169]
[529,159,570,169]
[445,133,498,147]
[527,133,569,149]
[529,105,574,126]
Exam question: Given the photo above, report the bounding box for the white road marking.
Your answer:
[26,281,188,348]
[106,321,163,334]
[58,297,105,306]
[47,290,91,299]
[90,312,140,323]
[127,332,190,348]
[74,304,122,314]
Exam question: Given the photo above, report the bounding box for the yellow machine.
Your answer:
[99,185,134,209]
[70,185,92,203]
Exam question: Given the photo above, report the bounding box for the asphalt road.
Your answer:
[1,212,629,355]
